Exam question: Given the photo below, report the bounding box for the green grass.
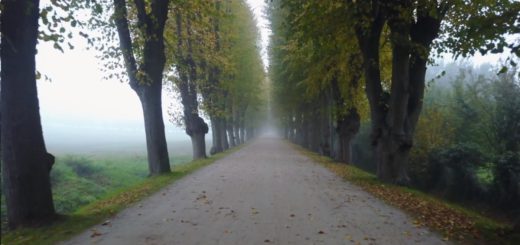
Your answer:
[476,163,495,186]
[1,147,241,245]
[293,143,519,245]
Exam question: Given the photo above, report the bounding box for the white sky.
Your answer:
[34,0,508,154]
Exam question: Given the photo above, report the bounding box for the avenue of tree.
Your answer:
[268,0,520,184]
[268,0,520,229]
[0,0,265,228]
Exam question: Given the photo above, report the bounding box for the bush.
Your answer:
[493,151,520,210]
[63,156,102,178]
[427,143,487,201]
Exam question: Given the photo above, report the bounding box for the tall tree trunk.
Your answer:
[220,118,229,150]
[309,108,321,152]
[226,108,236,147]
[319,92,331,156]
[1,0,56,228]
[174,9,208,160]
[188,116,208,159]
[113,0,171,175]
[336,110,361,163]
[372,12,414,183]
[210,116,223,155]
[138,84,171,174]
[233,106,240,145]
[355,1,445,184]
[330,74,361,163]
[239,118,246,143]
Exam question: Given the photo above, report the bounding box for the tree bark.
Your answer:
[210,116,223,155]
[1,0,56,228]
[309,109,321,152]
[319,91,332,156]
[373,12,414,183]
[233,106,240,145]
[330,75,361,163]
[174,9,208,160]
[138,84,171,174]
[113,0,171,175]
[335,110,361,163]
[220,118,229,150]
[355,1,446,184]
[226,108,236,147]
[239,118,246,143]
[188,116,209,159]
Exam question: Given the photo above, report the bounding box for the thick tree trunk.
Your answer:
[358,3,443,184]
[138,84,171,175]
[186,115,209,159]
[220,118,229,150]
[227,118,236,147]
[233,108,240,145]
[1,0,56,228]
[319,92,332,156]
[239,123,246,143]
[210,116,223,155]
[309,109,321,152]
[190,131,207,159]
[373,18,413,183]
[174,9,209,160]
[335,110,361,163]
[113,0,171,175]
[375,132,411,183]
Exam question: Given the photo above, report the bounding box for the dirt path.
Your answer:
[60,136,445,245]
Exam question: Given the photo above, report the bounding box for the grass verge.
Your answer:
[0,146,242,245]
[293,144,519,245]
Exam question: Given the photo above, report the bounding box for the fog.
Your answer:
[34,0,502,156]
[34,0,269,156]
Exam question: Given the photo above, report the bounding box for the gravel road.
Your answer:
[60,136,446,245]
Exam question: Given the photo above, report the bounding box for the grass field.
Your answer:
[0,146,240,245]
[1,154,191,230]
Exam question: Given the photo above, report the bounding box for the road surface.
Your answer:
[61,136,445,245]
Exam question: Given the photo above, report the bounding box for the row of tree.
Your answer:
[165,0,266,159]
[1,0,265,229]
[268,0,520,184]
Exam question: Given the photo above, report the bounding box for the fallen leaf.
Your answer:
[90,230,102,238]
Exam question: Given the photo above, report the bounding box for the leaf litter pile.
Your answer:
[299,148,514,244]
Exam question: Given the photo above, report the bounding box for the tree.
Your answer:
[112,0,171,174]
[351,0,519,184]
[1,0,56,228]
[167,0,210,160]
[268,0,367,163]
[269,0,518,184]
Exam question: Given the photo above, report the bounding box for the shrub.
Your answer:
[63,156,102,178]
[493,151,520,210]
[427,143,487,201]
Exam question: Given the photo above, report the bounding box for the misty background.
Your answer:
[36,0,270,156]
[35,0,504,156]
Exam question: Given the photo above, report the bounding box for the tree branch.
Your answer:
[113,0,139,91]
[133,0,149,32]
